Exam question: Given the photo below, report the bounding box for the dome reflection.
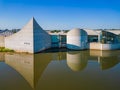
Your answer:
[67,51,88,71]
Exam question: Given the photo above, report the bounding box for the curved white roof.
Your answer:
[84,29,100,36]
[106,30,120,35]
[67,28,87,36]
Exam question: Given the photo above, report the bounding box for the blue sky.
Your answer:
[0,0,120,30]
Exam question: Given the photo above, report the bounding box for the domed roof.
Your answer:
[67,28,87,36]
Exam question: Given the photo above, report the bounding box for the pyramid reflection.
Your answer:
[5,53,52,89]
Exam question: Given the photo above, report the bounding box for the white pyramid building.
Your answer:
[5,17,51,53]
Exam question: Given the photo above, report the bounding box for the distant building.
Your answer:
[0,30,14,37]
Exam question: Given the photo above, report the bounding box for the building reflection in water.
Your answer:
[5,53,52,89]
[99,56,119,70]
[67,50,120,71]
[0,51,66,90]
[0,53,5,62]
[90,50,120,70]
[67,51,89,71]
[0,50,120,90]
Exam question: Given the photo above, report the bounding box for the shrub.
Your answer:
[0,47,14,52]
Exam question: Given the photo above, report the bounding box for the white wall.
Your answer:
[90,43,101,50]
[5,18,51,53]
[67,36,88,50]
[90,42,120,50]
[5,22,34,53]
[102,44,120,50]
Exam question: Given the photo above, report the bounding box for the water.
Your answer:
[0,50,120,90]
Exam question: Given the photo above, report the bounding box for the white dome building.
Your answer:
[67,28,88,50]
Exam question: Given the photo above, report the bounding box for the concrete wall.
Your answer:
[67,36,88,50]
[90,42,120,50]
[67,29,88,50]
[33,22,51,52]
[5,21,34,53]
[101,44,120,50]
[34,32,51,52]
[5,18,51,53]
[90,43,101,50]
[0,36,5,47]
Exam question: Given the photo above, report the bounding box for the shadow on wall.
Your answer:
[67,44,89,50]
[39,47,68,53]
